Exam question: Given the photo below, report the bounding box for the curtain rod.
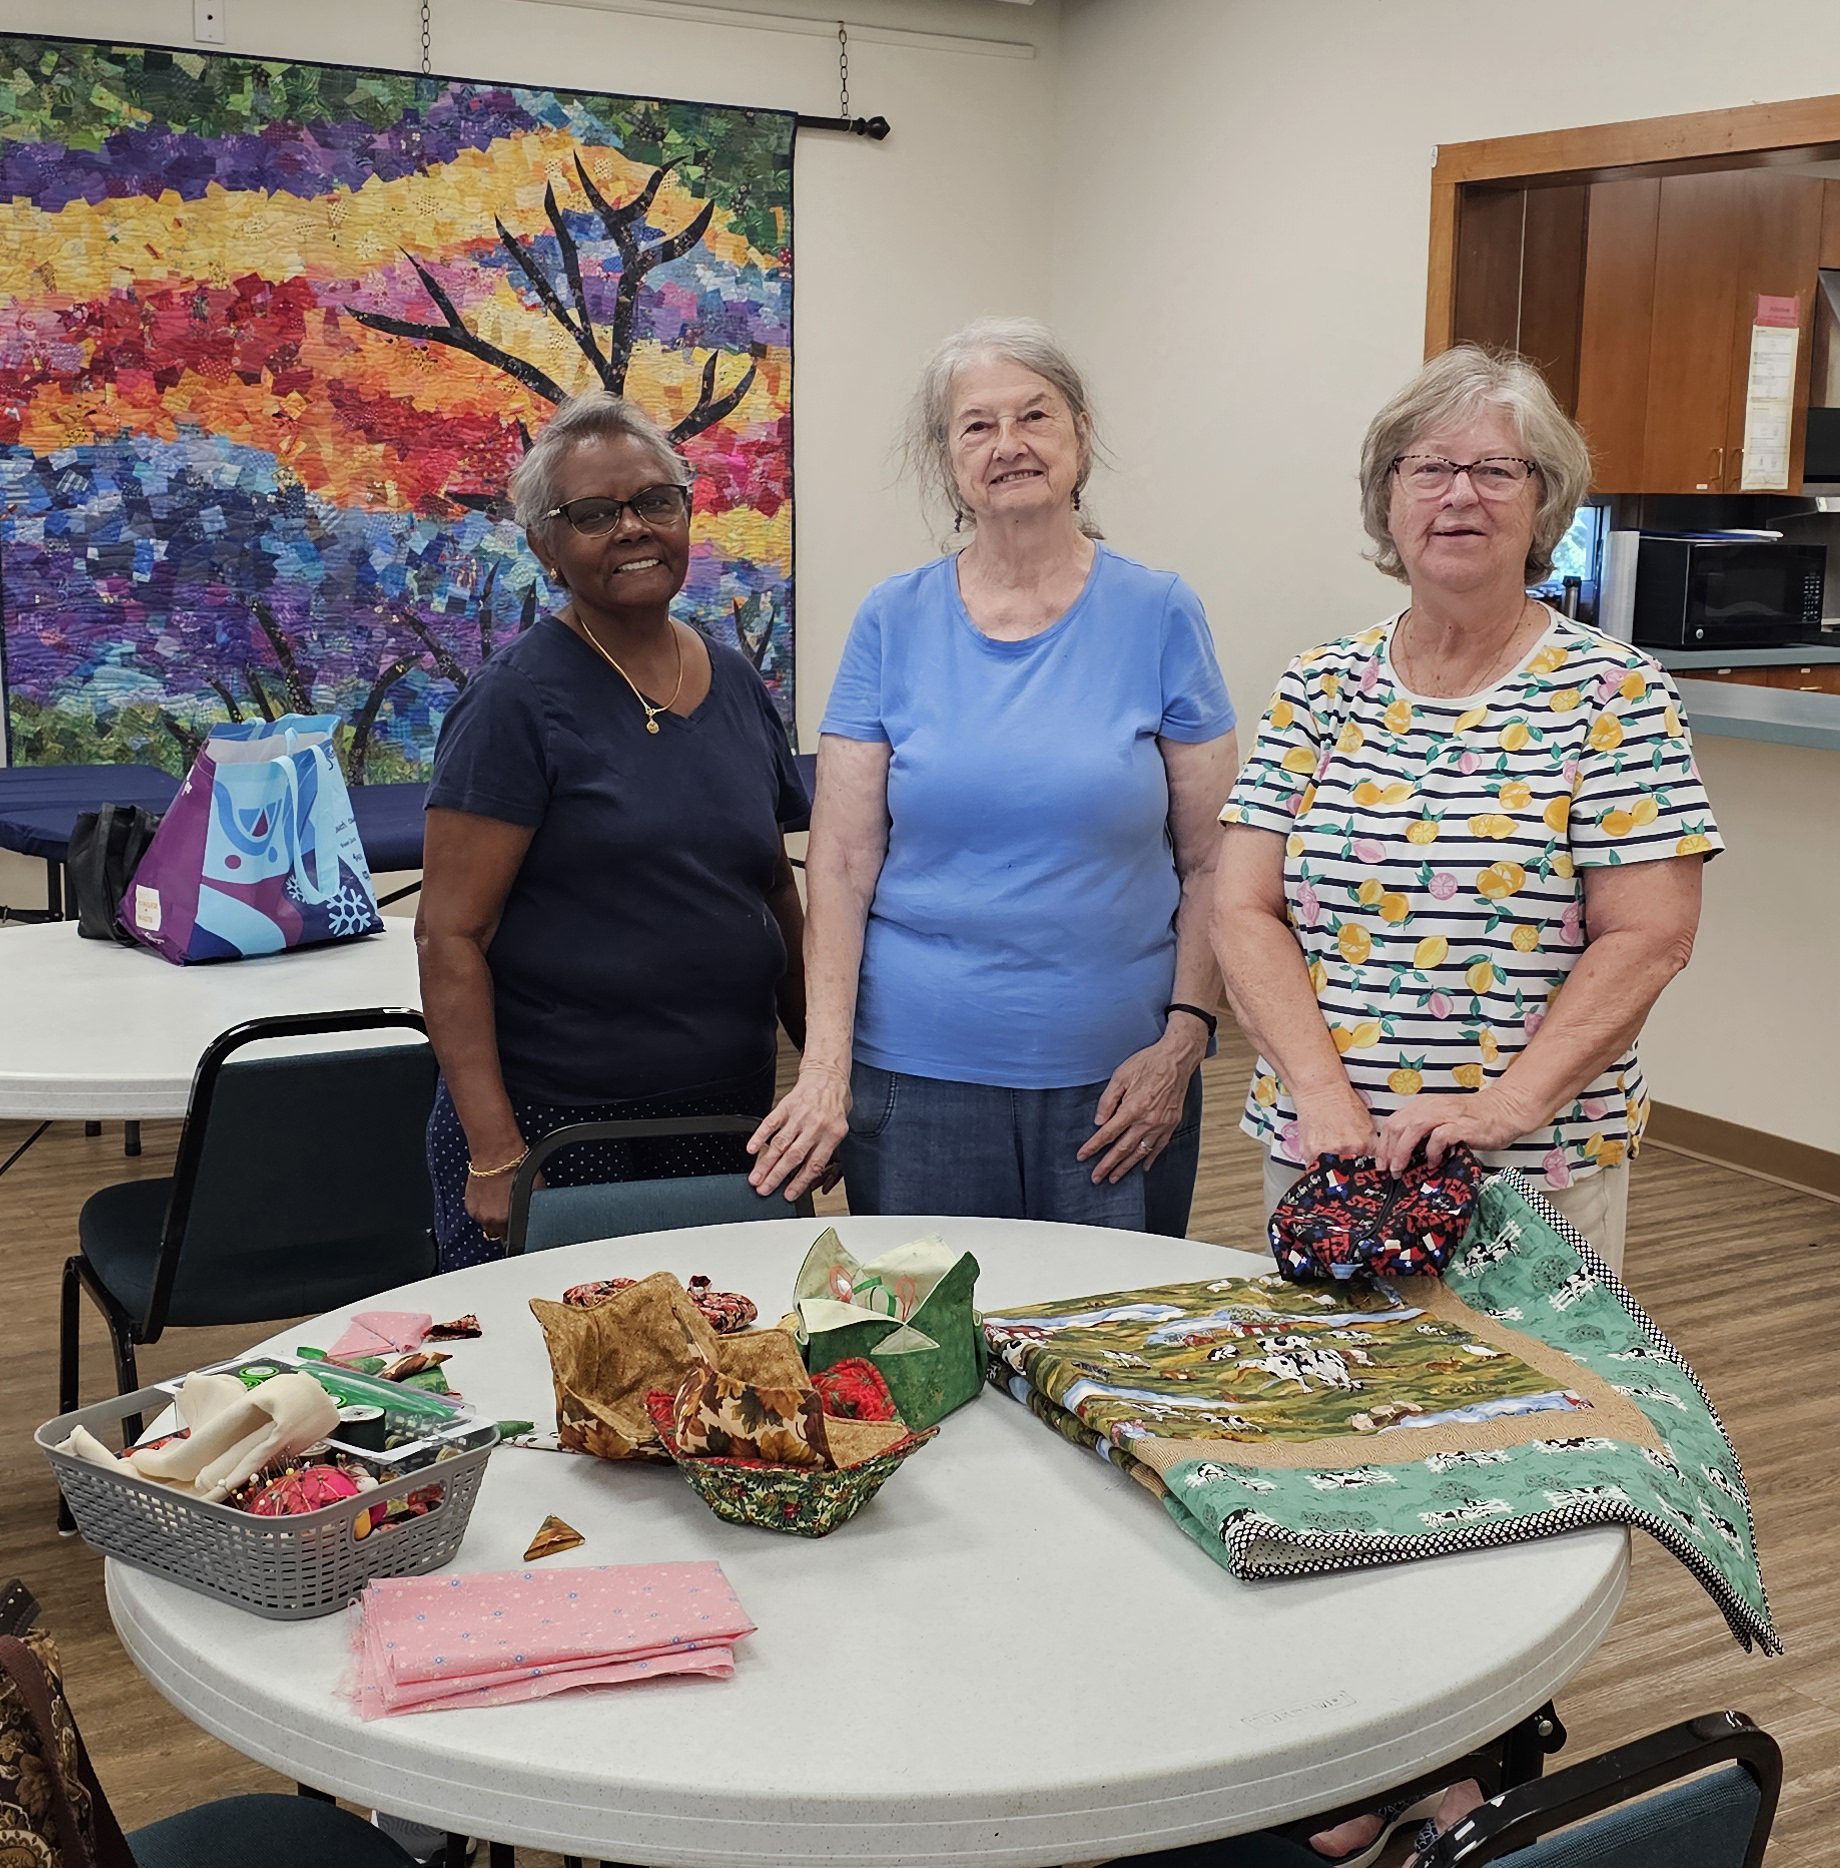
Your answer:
[797,114,891,139]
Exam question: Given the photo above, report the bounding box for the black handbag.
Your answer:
[66,803,162,943]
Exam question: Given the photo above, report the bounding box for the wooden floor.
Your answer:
[1,1027,1834,1866]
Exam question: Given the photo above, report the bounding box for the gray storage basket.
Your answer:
[38,1377,497,1620]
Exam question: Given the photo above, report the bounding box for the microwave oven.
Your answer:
[1630,535,1825,649]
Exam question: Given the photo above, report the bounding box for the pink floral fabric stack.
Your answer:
[351,1561,755,1718]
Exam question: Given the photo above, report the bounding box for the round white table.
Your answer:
[106,1217,1628,1867]
[0,919,422,1122]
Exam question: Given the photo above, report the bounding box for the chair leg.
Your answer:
[296,1784,334,1800]
[59,1259,82,1419]
[123,1121,141,1158]
[57,1259,82,1533]
[1499,1701,1567,1787]
[84,1121,101,1137]
[108,1319,143,1447]
[489,1845,514,1867]
[445,1837,468,1868]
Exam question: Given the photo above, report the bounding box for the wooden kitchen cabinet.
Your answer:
[1636,171,1751,493]
[1455,167,1827,493]
[1588,170,1823,492]
[1687,663,1840,693]
[1574,177,1660,490]
[1767,663,1840,692]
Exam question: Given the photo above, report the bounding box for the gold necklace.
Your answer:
[1398,596,1539,696]
[573,612,685,734]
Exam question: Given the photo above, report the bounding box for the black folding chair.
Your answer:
[505,1115,813,1256]
[1110,1712,1777,1868]
[1422,1710,1780,1868]
[59,1008,438,1508]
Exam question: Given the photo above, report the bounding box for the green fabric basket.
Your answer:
[791,1231,985,1432]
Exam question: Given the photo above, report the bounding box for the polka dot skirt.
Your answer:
[426,1064,778,1271]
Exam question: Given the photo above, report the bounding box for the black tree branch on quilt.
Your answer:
[345,156,759,443]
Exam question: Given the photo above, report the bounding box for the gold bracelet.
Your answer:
[466,1147,528,1180]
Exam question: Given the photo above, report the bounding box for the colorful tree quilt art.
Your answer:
[0,35,795,779]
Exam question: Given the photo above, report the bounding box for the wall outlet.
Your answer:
[193,0,226,43]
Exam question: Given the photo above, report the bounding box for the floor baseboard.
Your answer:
[1646,1102,1840,1203]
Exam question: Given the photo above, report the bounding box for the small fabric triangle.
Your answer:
[426,1314,482,1340]
[523,1513,585,1561]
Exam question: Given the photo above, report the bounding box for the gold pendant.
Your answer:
[645,717,660,734]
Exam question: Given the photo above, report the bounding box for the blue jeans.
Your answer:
[841,1062,1203,1234]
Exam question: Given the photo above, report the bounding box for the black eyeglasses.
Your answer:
[542,484,692,537]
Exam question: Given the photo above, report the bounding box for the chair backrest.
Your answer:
[1429,1712,1781,1868]
[506,1116,813,1255]
[146,1009,437,1334]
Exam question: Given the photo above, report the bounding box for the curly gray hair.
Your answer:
[508,392,689,535]
[903,315,1105,539]
[1359,345,1593,584]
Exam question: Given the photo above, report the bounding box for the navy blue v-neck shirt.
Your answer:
[427,616,805,1105]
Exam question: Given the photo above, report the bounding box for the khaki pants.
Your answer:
[1261,1155,1631,1276]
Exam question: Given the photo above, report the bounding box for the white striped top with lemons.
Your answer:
[1221,608,1722,1190]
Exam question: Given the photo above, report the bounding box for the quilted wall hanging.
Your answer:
[0,34,795,779]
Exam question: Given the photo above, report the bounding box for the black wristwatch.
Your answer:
[1164,1001,1219,1038]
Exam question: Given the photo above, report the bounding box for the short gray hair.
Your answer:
[509,392,689,534]
[903,315,1105,538]
[1359,345,1593,584]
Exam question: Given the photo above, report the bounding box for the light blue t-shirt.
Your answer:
[820,545,1236,1088]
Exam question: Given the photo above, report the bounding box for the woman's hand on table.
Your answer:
[747,1064,850,1200]
[1080,1027,1207,1183]
[1373,1086,1530,1176]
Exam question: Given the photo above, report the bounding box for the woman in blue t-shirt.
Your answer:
[418,394,808,1268]
[748,318,1239,1233]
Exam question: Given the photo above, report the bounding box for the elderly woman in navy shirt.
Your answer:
[417,393,807,1267]
[749,318,1239,1232]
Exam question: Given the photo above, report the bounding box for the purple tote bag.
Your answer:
[124,714,384,965]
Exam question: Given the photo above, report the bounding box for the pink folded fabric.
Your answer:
[352,1561,755,1718]
[328,1310,433,1360]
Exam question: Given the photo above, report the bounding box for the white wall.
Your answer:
[1052,0,1840,1153]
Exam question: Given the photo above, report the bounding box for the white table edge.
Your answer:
[108,1541,1627,1864]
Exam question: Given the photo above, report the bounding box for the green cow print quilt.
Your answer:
[981,1171,1777,1653]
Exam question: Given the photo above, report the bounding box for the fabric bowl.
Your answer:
[1269,1143,1484,1283]
[641,1362,935,1538]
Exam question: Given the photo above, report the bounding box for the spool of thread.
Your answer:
[336,1404,388,1452]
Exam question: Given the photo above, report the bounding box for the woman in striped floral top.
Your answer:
[1214,346,1718,1283]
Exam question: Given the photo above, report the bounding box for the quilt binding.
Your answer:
[1218,1170,1777,1652]
[996,1170,1780,1655]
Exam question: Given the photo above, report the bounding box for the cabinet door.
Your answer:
[1576,177,1660,491]
[1722,172,1824,489]
[1641,171,1750,493]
